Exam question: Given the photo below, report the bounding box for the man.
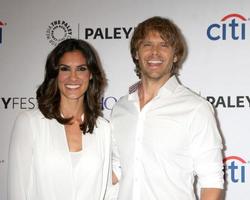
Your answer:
[111,16,224,200]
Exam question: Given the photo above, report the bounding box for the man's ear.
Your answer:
[173,55,177,63]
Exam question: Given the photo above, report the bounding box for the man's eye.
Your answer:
[143,43,151,47]
[161,43,168,47]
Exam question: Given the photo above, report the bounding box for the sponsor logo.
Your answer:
[0,97,36,110]
[100,96,118,110]
[206,95,250,108]
[0,96,118,111]
[207,13,248,40]
[46,20,72,46]
[0,20,7,45]
[46,20,134,45]
[224,156,249,183]
[82,27,134,40]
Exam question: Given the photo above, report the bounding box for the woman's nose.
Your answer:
[69,70,78,80]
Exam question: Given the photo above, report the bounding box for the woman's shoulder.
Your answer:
[95,116,111,134]
[96,116,109,126]
[94,117,111,147]
[12,109,45,140]
[15,109,45,123]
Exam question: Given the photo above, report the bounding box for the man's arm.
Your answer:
[200,188,223,200]
[190,102,224,199]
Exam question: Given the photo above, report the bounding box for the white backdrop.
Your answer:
[1,0,250,199]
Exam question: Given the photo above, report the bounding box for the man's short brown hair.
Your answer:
[130,16,186,77]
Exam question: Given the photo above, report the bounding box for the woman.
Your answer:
[8,39,112,200]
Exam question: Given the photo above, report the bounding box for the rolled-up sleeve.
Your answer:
[189,101,224,189]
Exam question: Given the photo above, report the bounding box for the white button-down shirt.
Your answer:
[111,76,224,200]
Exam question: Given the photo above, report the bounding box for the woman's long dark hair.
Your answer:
[36,38,106,134]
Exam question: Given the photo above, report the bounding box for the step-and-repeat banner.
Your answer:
[1,0,249,199]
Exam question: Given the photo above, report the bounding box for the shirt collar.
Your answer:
[128,75,180,101]
[159,75,180,96]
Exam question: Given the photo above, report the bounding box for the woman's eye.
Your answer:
[59,66,70,71]
[77,66,88,71]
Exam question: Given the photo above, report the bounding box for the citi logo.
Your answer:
[224,156,248,183]
[207,13,248,40]
[0,20,6,44]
